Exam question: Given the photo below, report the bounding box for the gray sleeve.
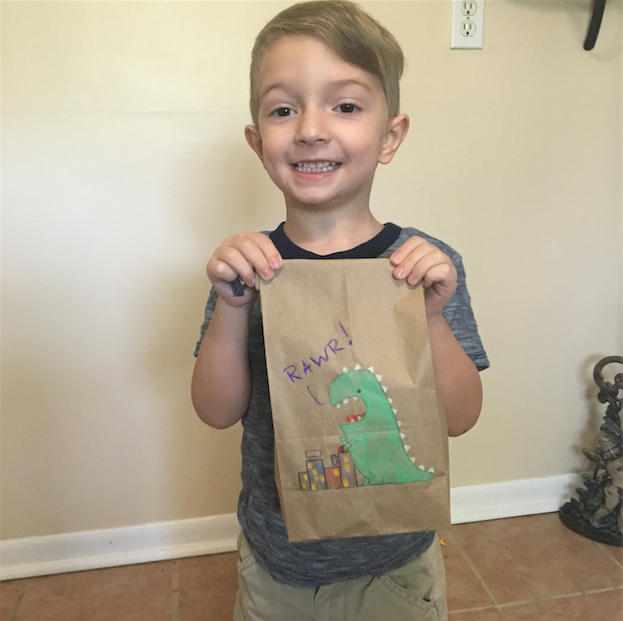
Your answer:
[385,227,490,372]
[441,253,490,371]
[193,287,219,357]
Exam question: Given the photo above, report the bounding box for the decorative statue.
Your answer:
[559,356,622,546]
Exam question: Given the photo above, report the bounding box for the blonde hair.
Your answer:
[249,0,404,125]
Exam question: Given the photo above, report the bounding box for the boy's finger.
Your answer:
[390,235,427,265]
[252,234,283,271]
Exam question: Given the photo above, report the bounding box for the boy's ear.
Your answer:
[378,114,410,165]
[245,124,264,163]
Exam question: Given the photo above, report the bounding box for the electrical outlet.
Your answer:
[451,0,484,49]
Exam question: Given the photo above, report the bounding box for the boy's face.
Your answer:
[245,36,408,214]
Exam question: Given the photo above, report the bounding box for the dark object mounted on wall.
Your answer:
[559,356,622,547]
[584,0,607,50]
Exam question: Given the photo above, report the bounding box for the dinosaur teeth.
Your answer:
[342,398,350,404]
[336,403,341,409]
[346,415,364,424]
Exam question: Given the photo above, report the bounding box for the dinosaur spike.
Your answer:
[400,433,406,439]
[387,398,393,404]
[343,367,348,373]
[368,367,374,373]
[397,420,402,427]
[382,386,388,393]
[354,363,362,370]
[404,444,411,451]
[410,456,416,463]
[427,467,435,474]
[376,374,382,382]
[419,465,426,471]
[392,408,398,415]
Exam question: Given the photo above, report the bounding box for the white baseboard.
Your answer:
[0,474,578,581]
[450,473,576,524]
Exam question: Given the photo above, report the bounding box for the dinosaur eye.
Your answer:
[357,389,362,394]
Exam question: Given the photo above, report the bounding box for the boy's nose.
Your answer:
[294,107,328,144]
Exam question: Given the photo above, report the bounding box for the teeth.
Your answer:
[336,403,341,409]
[295,161,339,172]
[343,398,349,404]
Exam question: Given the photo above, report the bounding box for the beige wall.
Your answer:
[1,0,621,541]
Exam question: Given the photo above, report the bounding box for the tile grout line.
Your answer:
[446,528,502,610]
[171,560,180,621]
[594,541,623,570]
[449,585,623,614]
[8,579,28,621]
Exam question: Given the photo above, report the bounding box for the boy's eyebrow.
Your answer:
[260,78,374,100]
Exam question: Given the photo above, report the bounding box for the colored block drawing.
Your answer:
[339,452,357,488]
[305,451,327,491]
[325,464,342,489]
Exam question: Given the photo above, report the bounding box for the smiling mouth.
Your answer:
[335,396,366,424]
[293,162,341,173]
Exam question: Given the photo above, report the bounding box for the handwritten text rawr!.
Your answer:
[282,322,353,405]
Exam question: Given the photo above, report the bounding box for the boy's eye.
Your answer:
[272,107,295,117]
[337,103,358,113]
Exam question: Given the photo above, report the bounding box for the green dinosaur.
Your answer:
[328,366,433,485]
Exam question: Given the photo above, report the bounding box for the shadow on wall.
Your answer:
[139,134,284,520]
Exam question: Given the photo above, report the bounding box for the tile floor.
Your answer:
[1,513,621,621]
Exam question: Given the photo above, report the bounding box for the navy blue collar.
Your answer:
[270,222,401,260]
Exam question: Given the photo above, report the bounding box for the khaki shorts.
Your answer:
[233,533,447,621]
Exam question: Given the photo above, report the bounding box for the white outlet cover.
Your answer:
[451,0,484,49]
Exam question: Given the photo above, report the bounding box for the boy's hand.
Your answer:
[390,237,457,317]
[207,232,282,307]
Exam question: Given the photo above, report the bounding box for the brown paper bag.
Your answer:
[260,259,450,542]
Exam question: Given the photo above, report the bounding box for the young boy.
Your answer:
[192,2,489,619]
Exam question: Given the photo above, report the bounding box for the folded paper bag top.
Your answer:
[259,259,450,542]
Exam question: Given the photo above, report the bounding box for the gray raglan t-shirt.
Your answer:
[194,223,489,588]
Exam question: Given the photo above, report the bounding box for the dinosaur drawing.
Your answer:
[328,366,434,485]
